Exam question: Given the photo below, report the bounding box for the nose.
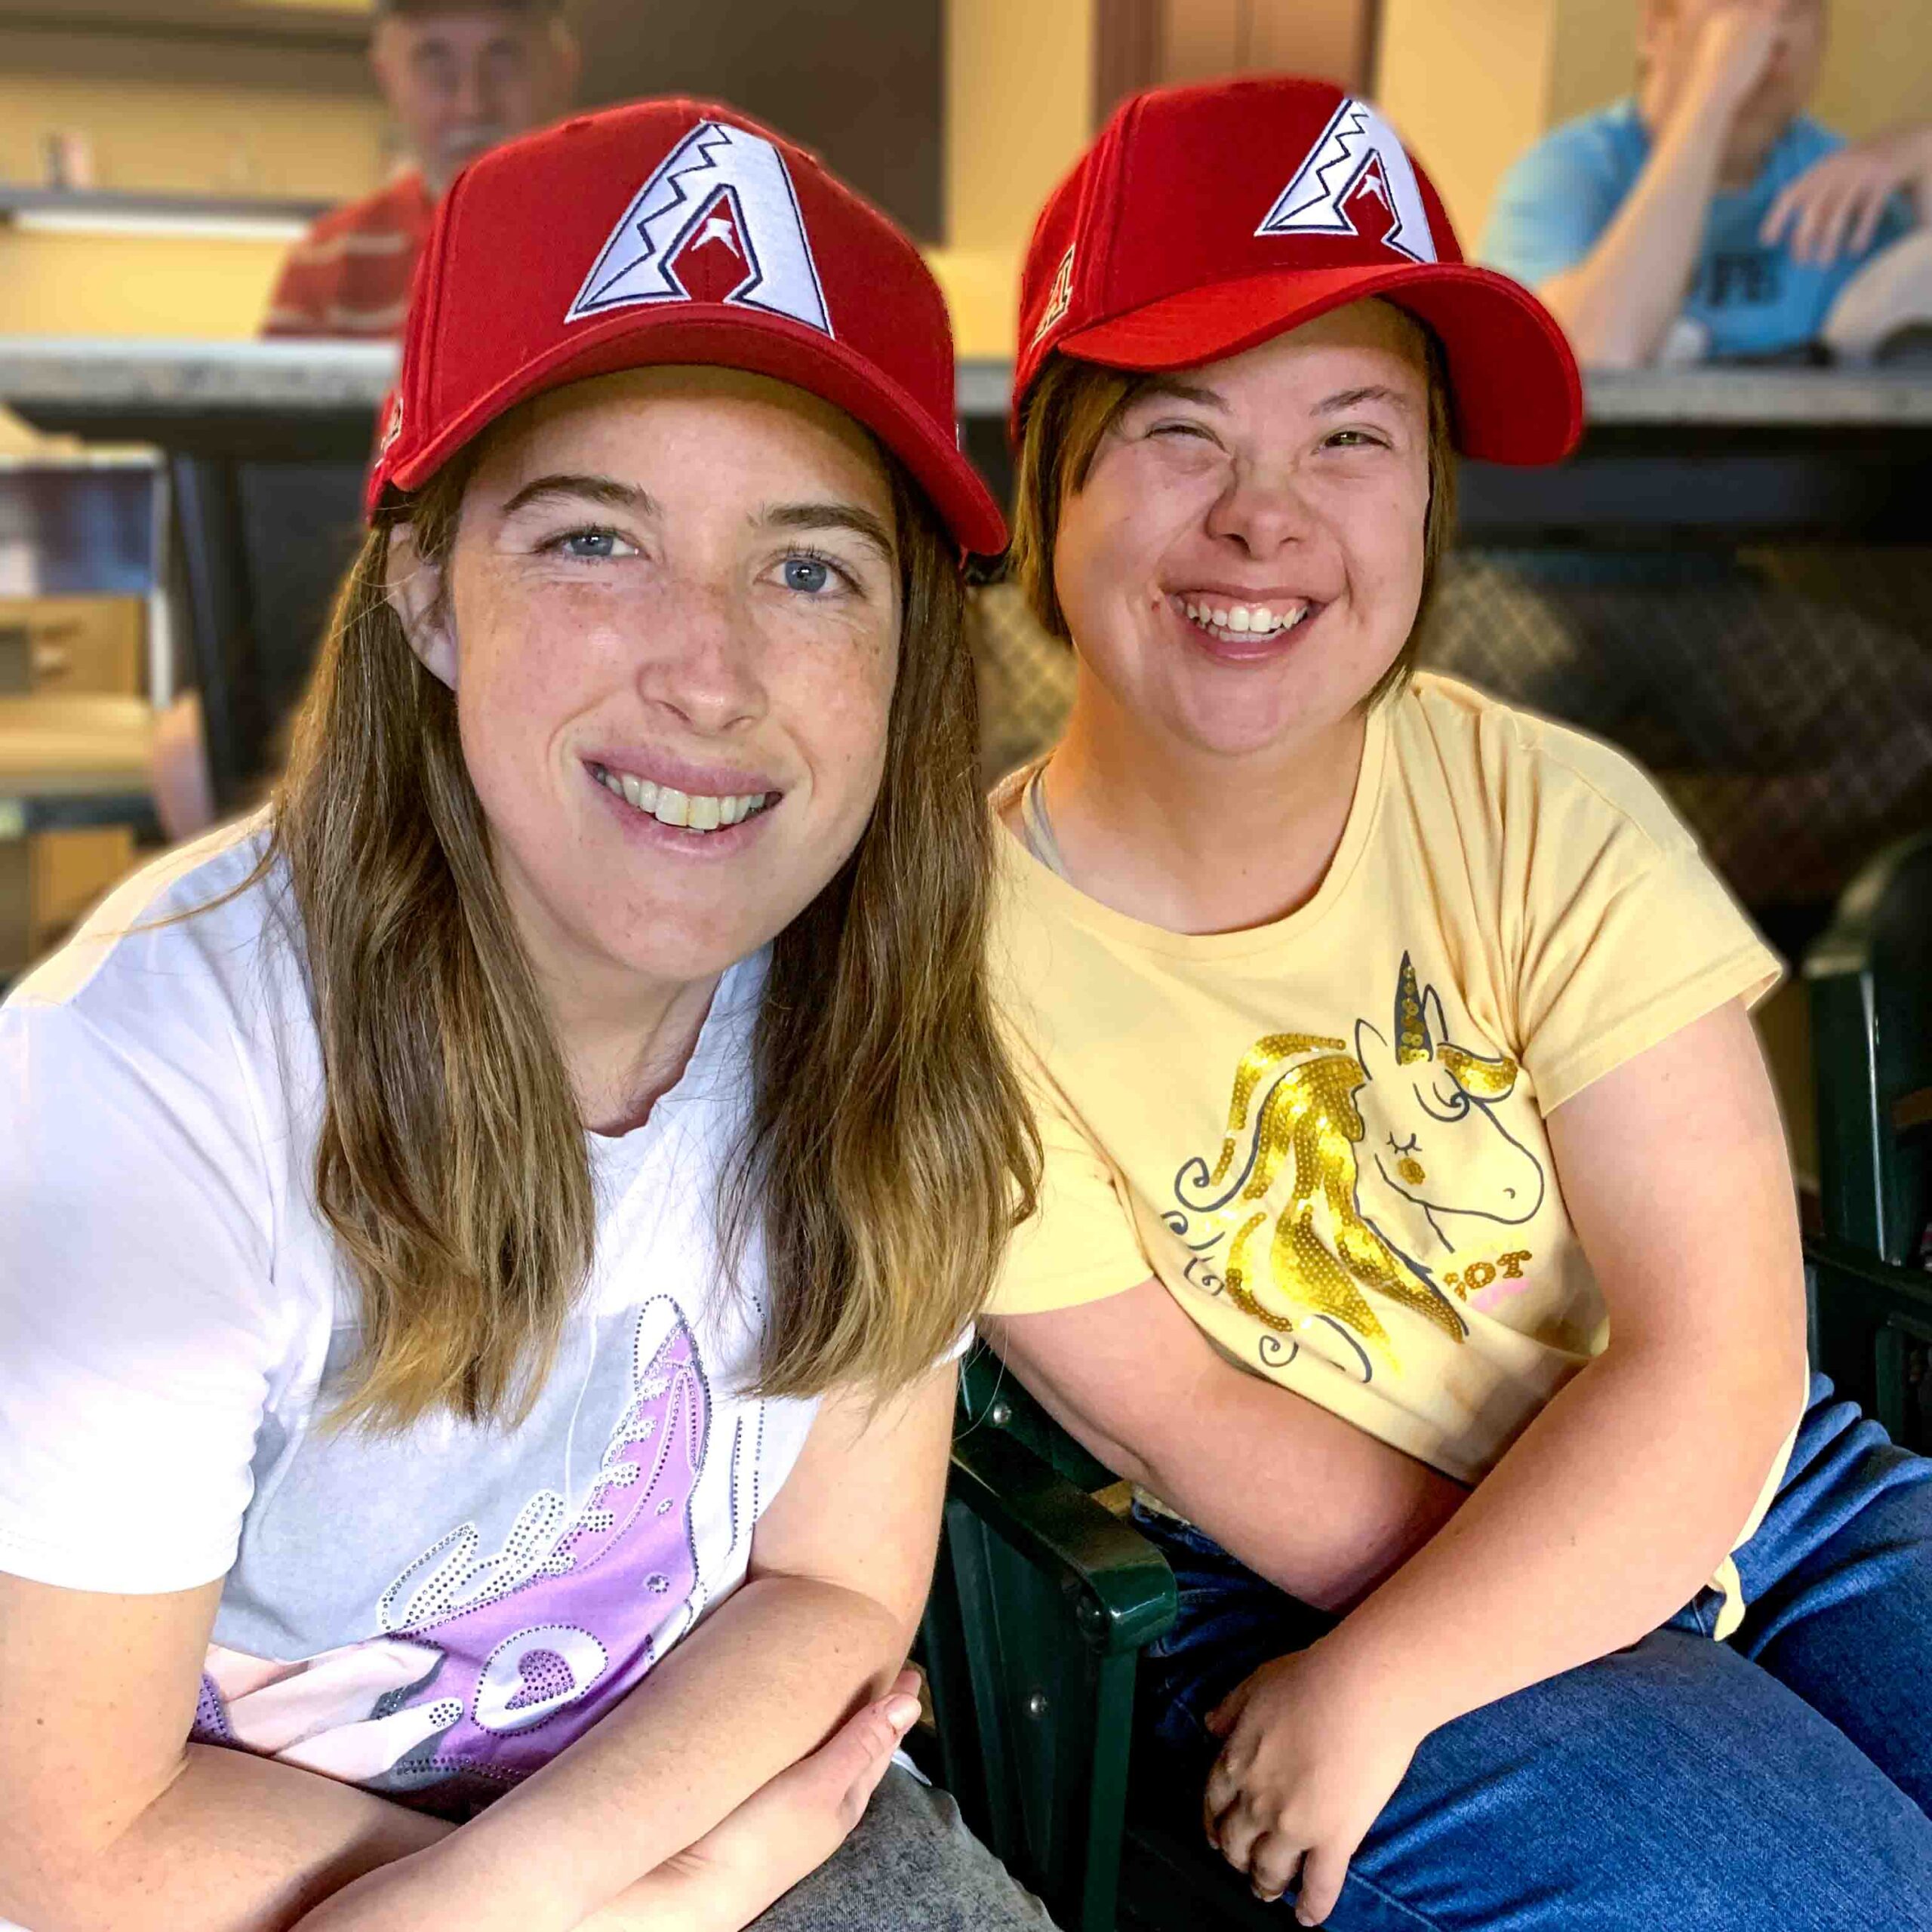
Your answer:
[635,582,769,737]
[1202,454,1318,559]
[454,56,491,124]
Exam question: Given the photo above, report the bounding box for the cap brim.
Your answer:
[1056,261,1582,466]
[385,306,1008,556]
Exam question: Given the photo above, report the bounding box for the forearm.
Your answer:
[9,1740,451,1932]
[1541,99,1733,366]
[986,1300,1464,1611]
[439,1574,906,1932]
[1315,1341,1801,1734]
[1143,1375,1464,1611]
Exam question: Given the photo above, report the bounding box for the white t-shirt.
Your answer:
[0,820,821,1814]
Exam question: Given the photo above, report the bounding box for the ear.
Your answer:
[386,523,458,690]
[1355,1018,1392,1083]
[1423,987,1450,1052]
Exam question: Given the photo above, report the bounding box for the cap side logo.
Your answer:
[1256,97,1436,266]
[567,120,833,335]
[1029,245,1076,348]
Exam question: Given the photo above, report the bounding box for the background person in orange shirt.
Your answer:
[263,0,580,339]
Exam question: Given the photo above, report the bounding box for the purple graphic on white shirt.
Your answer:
[191,1300,711,1804]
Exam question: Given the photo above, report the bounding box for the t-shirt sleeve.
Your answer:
[1478,132,1627,289]
[1505,728,1783,1113]
[261,223,333,337]
[0,998,284,1593]
[986,1061,1155,1318]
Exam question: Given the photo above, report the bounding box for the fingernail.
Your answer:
[883,1694,921,1730]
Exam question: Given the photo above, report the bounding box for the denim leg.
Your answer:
[1132,1508,1932,1931]
[1728,1374,1932,1815]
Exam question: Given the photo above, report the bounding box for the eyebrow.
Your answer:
[761,501,897,564]
[500,473,657,518]
[1312,384,1421,418]
[1134,377,1226,411]
[497,474,895,563]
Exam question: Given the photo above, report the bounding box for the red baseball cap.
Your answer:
[368,98,1006,555]
[1014,78,1581,466]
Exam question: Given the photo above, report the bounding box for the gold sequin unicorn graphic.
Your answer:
[1171,955,1545,1380]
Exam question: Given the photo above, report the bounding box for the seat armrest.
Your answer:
[948,1421,1177,1656]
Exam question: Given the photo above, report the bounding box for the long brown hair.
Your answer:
[1008,317,1457,704]
[263,425,1038,1433]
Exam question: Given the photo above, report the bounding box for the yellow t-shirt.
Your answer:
[989,675,1788,1626]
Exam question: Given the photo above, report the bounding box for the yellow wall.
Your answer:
[0,229,296,339]
[0,53,386,339]
[940,0,1096,356]
[0,72,383,202]
[1374,0,1558,248]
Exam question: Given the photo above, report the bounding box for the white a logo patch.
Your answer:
[568,121,833,335]
[1256,97,1435,266]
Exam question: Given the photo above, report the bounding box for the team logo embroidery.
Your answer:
[567,120,833,335]
[378,392,404,454]
[1030,244,1075,347]
[1256,97,1436,266]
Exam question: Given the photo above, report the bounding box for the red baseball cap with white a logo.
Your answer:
[368,99,1006,555]
[1015,77,1581,465]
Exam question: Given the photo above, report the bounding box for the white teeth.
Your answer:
[1180,597,1310,639]
[597,765,770,834]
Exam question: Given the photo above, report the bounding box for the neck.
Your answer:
[500,870,721,1137]
[548,967,721,1139]
[1038,666,1371,935]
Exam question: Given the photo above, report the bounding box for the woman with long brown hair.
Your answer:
[0,102,1046,1932]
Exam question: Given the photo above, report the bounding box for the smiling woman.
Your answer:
[975,71,1932,1932]
[0,99,1051,1932]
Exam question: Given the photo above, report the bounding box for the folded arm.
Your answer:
[1197,997,1809,1918]
[0,1362,955,1932]
[984,1281,1466,1612]
[1316,997,1807,1726]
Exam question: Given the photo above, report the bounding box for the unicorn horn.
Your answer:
[1395,953,1430,1065]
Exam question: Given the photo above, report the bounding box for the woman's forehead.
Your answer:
[473,366,892,505]
[1189,300,1430,398]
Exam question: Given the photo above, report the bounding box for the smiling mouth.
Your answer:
[589,761,776,835]
[1174,595,1315,646]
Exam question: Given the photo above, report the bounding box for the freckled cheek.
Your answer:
[777,637,896,812]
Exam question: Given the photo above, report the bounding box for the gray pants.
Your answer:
[754,1767,1060,1930]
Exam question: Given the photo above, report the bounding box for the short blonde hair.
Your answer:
[1007,319,1458,704]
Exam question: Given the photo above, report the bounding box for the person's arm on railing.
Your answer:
[1537,2,1786,366]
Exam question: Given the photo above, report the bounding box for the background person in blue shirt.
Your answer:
[1481,0,1931,365]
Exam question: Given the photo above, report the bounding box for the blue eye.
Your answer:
[782,555,832,594]
[560,531,620,559]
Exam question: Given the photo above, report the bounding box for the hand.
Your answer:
[297,1677,921,1932]
[614,1670,925,1932]
[1201,1646,1423,1927]
[1761,126,1932,265]
[1681,0,1784,117]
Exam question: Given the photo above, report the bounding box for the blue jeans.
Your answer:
[1134,1377,1932,1930]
